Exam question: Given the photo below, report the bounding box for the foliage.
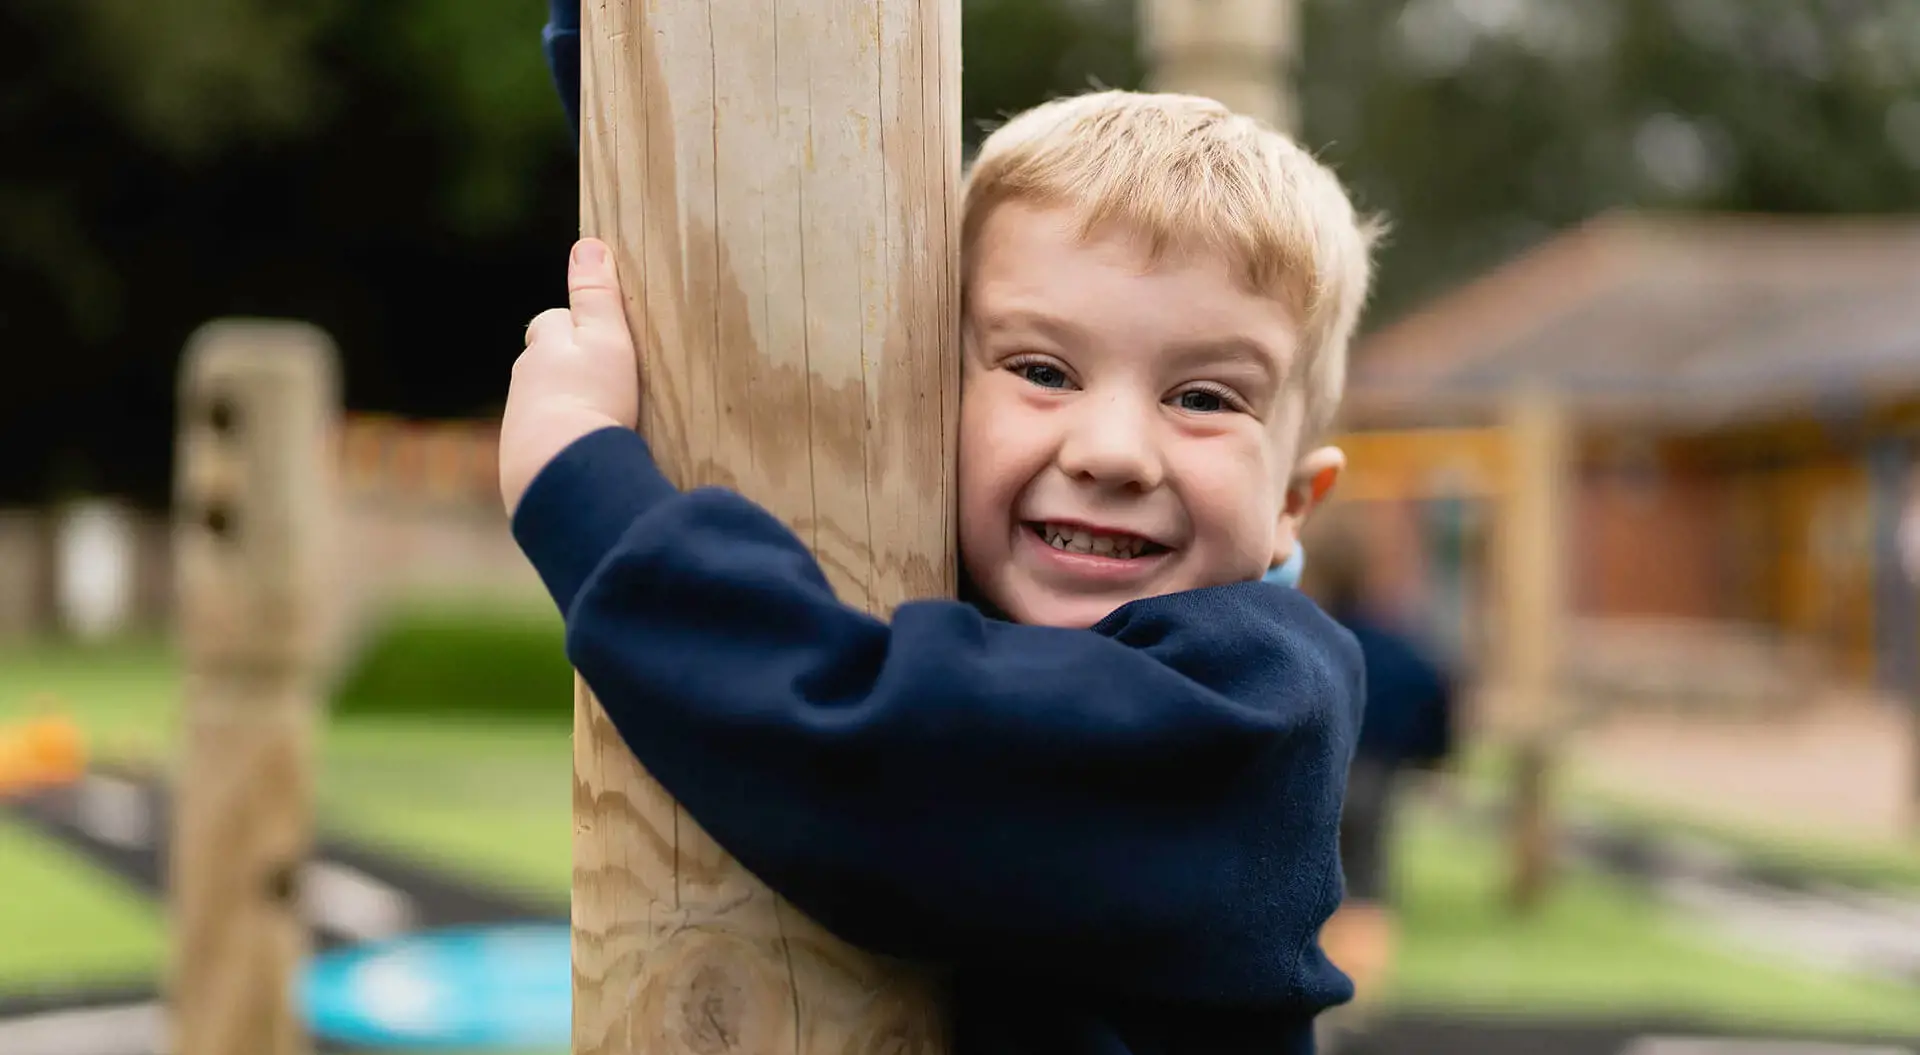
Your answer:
[1300,0,1920,318]
[6,0,1920,504]
[18,0,346,159]
[330,607,572,722]
[963,0,1143,142]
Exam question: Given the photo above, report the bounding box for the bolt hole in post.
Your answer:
[202,502,236,541]
[266,862,300,906]
[206,395,241,437]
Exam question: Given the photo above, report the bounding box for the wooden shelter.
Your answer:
[1340,210,1920,705]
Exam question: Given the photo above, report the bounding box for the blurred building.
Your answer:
[0,415,545,676]
[1341,211,1920,711]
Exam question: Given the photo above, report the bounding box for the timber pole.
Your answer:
[573,1,959,1053]
[169,320,339,1055]
[1500,384,1568,912]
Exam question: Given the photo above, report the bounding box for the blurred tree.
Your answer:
[361,0,567,234]
[1298,0,1920,320]
[0,0,1144,506]
[4,0,1920,506]
[15,0,563,231]
[20,0,345,159]
[963,0,1143,143]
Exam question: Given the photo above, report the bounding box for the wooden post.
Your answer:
[170,320,339,1055]
[1499,385,1568,911]
[1141,0,1299,133]
[573,1,958,1053]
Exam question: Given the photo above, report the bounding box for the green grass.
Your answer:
[0,820,164,990]
[316,715,571,900]
[1388,808,1920,1035]
[0,638,179,762]
[331,606,572,723]
[0,617,574,900]
[0,626,572,996]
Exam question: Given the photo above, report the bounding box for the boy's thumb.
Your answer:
[567,238,627,330]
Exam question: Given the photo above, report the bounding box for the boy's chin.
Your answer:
[962,560,1139,628]
[994,588,1128,630]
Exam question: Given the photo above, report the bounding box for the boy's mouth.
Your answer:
[1026,521,1169,560]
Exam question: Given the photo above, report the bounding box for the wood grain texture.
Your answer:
[170,321,338,1055]
[1498,386,1567,910]
[573,0,959,1052]
[169,674,319,1055]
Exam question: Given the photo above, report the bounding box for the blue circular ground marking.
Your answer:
[300,923,569,1050]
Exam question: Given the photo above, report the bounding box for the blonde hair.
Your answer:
[963,90,1381,441]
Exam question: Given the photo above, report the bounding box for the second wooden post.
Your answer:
[170,320,338,1055]
[573,1,960,1052]
[1500,385,1568,911]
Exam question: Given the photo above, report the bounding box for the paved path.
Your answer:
[1569,700,1917,842]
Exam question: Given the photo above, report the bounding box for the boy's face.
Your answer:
[958,201,1341,629]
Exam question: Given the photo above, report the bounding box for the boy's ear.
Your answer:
[1273,445,1346,566]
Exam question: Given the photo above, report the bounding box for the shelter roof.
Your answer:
[1345,210,1920,431]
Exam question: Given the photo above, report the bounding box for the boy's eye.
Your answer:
[1174,389,1228,413]
[1019,363,1070,389]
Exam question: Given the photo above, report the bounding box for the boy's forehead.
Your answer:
[966,203,1300,370]
[970,201,1291,310]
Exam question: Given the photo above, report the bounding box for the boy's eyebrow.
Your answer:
[974,307,1081,344]
[1165,338,1288,387]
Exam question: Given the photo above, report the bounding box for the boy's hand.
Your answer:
[499,238,641,516]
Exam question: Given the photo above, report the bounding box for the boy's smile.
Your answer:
[959,201,1334,629]
[1019,518,1174,587]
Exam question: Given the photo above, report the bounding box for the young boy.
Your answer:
[506,9,1378,1053]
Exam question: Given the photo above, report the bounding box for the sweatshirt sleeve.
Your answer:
[543,0,580,140]
[513,426,1362,1010]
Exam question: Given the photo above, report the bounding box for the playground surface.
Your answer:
[5,627,1920,1054]
[1568,698,1918,850]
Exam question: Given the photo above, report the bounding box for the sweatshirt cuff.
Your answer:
[511,426,677,615]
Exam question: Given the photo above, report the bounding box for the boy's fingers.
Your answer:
[523,308,573,349]
[567,238,631,341]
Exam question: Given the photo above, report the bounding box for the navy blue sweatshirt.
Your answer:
[511,426,1364,1054]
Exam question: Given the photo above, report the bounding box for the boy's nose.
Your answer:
[1055,396,1164,492]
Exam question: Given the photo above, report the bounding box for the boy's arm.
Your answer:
[504,240,1360,1010]
[515,426,1360,1006]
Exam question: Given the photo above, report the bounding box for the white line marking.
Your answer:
[0,1001,162,1055]
[301,860,416,941]
[73,776,152,850]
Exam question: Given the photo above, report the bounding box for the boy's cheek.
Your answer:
[954,366,994,462]
[957,350,992,391]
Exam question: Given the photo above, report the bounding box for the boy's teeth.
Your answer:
[1041,523,1145,558]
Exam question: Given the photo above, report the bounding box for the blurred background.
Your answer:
[5,1,1920,1053]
